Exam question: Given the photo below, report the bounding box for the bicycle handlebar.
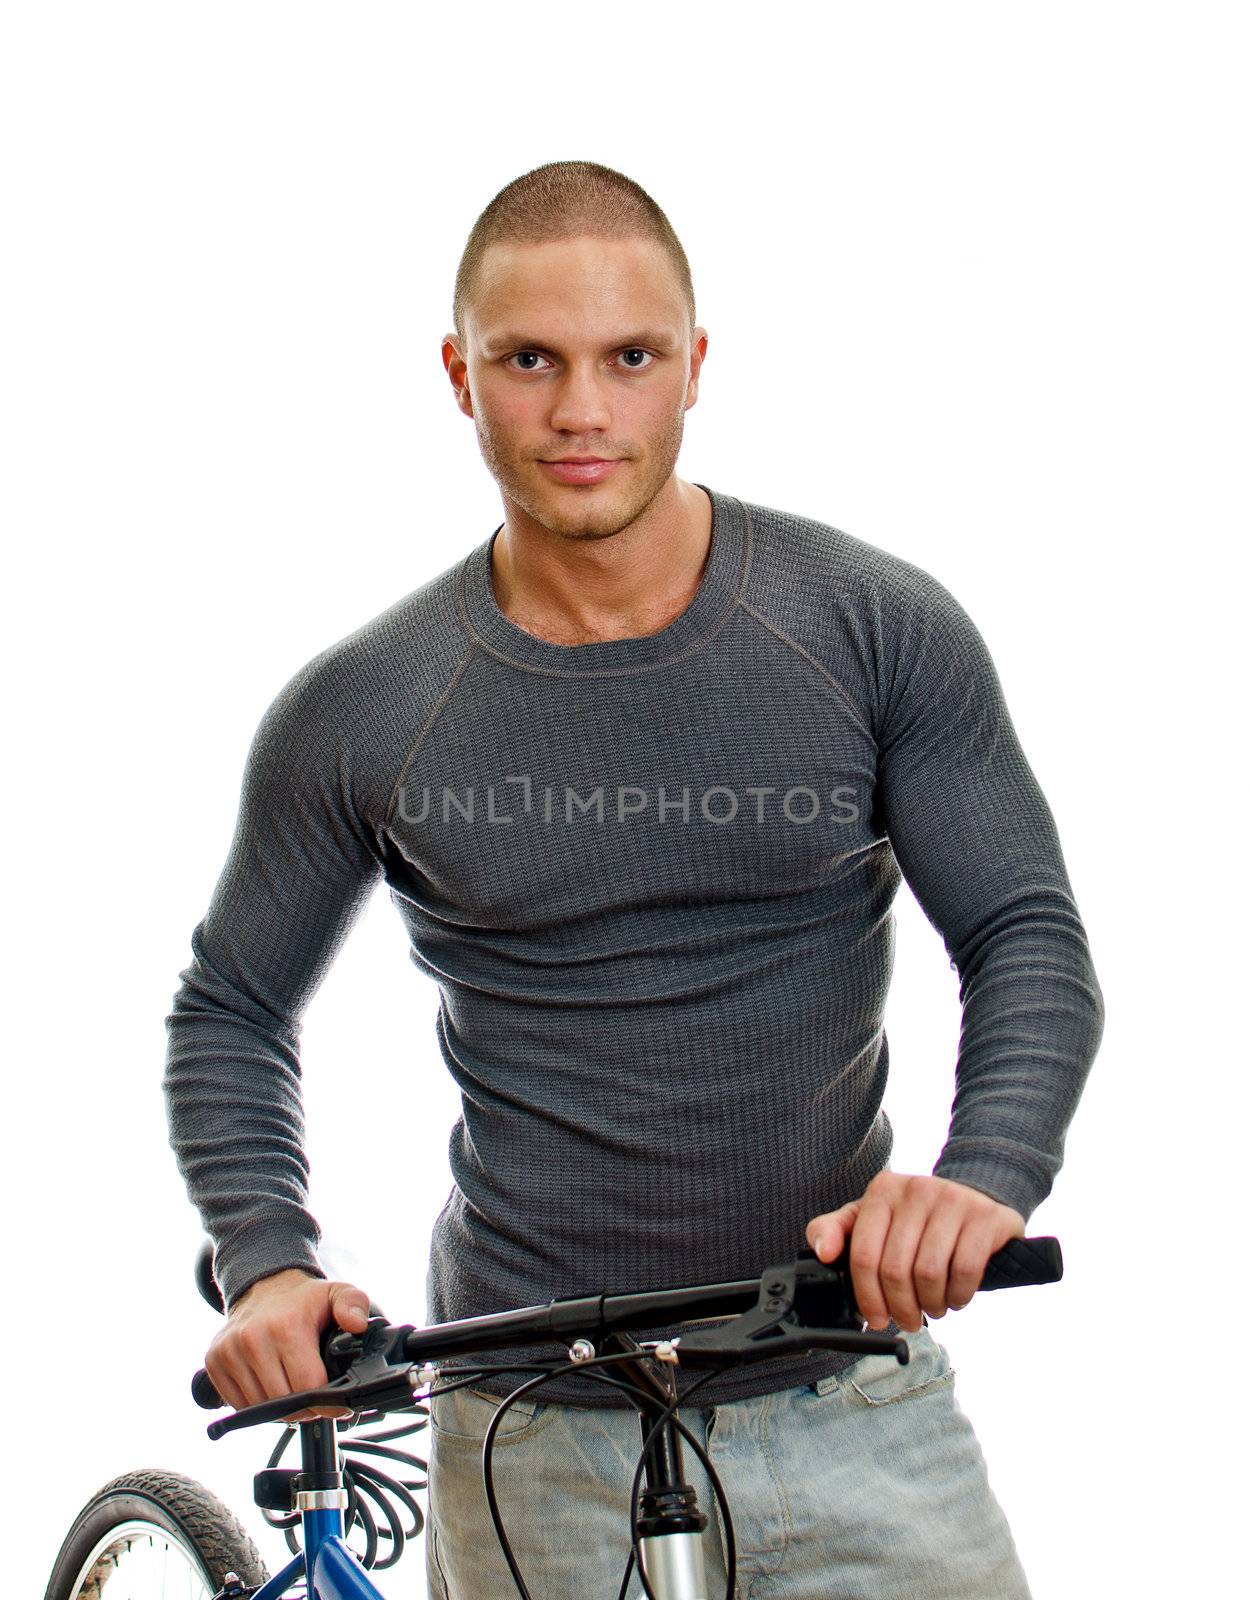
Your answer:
[190,1235,1062,1424]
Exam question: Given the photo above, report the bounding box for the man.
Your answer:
[164,159,1104,1598]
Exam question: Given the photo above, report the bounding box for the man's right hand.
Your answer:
[204,1266,372,1422]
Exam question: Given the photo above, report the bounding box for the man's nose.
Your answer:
[547,364,613,435]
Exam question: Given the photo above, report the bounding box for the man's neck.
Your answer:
[489,477,714,647]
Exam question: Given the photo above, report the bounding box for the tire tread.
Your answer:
[45,1468,269,1600]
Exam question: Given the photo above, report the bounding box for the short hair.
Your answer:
[452,159,696,346]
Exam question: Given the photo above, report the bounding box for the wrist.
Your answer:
[231,1264,321,1314]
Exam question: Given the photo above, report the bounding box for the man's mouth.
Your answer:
[540,458,623,485]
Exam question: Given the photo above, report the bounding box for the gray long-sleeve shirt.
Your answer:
[163,483,1104,1408]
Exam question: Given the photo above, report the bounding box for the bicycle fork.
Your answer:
[608,1335,714,1600]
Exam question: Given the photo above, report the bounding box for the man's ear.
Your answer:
[442,334,473,418]
[685,328,709,410]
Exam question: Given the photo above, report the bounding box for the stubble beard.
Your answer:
[476,404,689,544]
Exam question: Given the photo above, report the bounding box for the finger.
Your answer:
[330,1283,370,1332]
[274,1339,325,1419]
[279,1318,331,1393]
[848,1192,893,1329]
[807,1202,860,1263]
[215,1342,269,1410]
[279,1327,353,1423]
[877,1189,930,1332]
[283,1290,364,1421]
[947,1215,1001,1309]
[205,1353,249,1413]
[237,1326,298,1411]
[913,1205,963,1319]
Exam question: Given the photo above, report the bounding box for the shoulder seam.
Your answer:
[737,597,875,742]
[383,640,481,831]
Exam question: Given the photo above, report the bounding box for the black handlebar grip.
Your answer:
[192,1366,222,1409]
[980,1235,1063,1291]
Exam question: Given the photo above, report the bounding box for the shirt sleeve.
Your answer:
[872,567,1105,1224]
[162,652,385,1308]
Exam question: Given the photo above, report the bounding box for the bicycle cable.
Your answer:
[258,1396,457,1569]
[257,1365,565,1569]
[622,1362,731,1600]
[471,1352,736,1600]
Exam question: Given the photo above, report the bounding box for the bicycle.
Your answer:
[43,1232,1062,1600]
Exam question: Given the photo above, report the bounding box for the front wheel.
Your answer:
[44,1468,270,1600]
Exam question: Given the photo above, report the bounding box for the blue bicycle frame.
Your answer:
[249,1420,389,1600]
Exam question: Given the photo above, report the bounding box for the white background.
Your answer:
[4,5,1246,1597]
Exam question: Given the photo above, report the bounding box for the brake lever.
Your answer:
[672,1247,909,1367]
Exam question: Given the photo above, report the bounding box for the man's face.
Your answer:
[443,236,707,540]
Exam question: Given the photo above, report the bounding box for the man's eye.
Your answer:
[618,348,655,369]
[506,351,551,372]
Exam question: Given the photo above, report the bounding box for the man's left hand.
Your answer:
[804,1171,1027,1332]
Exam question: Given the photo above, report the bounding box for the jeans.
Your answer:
[424,1323,1032,1599]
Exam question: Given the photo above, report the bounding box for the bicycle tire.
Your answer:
[44,1467,270,1600]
